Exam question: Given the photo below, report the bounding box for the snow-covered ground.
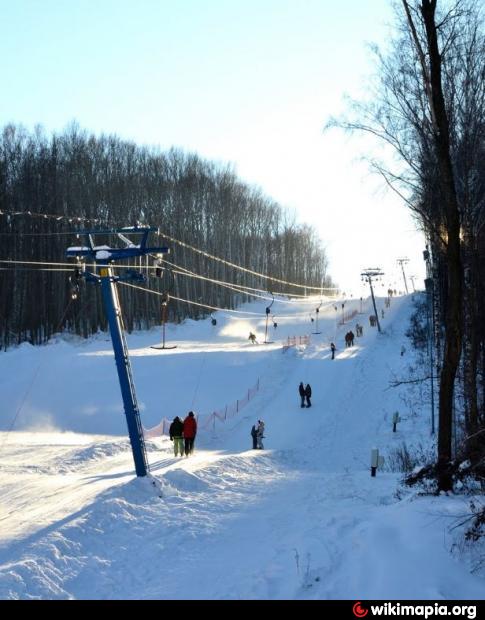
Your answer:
[0,294,483,599]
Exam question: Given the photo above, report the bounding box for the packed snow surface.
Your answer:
[0,294,483,599]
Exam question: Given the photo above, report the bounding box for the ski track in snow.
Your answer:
[0,295,483,599]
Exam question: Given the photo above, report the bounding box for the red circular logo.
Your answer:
[353,602,369,618]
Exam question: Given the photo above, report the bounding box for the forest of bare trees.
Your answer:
[0,123,333,350]
[329,0,485,491]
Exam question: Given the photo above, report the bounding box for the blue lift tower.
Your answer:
[66,226,169,477]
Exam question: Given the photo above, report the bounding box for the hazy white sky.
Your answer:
[0,0,426,294]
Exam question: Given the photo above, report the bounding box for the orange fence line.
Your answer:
[143,377,261,438]
[282,334,310,352]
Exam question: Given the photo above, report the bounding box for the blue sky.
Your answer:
[0,0,426,293]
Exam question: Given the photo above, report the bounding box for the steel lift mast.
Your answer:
[66,226,169,477]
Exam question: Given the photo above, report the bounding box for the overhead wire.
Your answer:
[0,258,338,302]
[0,210,338,292]
[162,257,331,301]
[0,266,71,272]
[156,229,338,292]
[0,208,110,225]
[119,280,263,316]
[162,258,289,303]
[120,280,345,322]
[0,231,83,237]
[0,223,339,321]
[0,258,343,320]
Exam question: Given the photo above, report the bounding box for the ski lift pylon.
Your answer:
[313,299,323,334]
[151,268,177,350]
[264,291,275,344]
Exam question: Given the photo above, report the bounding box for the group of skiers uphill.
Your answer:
[169,411,197,457]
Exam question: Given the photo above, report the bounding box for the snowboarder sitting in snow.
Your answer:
[169,416,185,457]
[299,381,306,407]
[305,383,312,408]
[183,411,197,456]
[251,423,258,449]
[256,420,265,449]
[248,331,257,344]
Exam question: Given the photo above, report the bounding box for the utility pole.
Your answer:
[361,268,384,333]
[409,275,416,292]
[397,257,410,294]
[67,226,169,477]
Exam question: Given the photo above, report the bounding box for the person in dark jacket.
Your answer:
[251,423,258,449]
[330,342,336,359]
[256,420,265,449]
[183,411,197,456]
[169,416,184,457]
[299,382,306,408]
[305,384,312,408]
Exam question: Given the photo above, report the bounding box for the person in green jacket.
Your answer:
[169,416,184,457]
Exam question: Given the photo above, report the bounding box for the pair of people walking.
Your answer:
[344,331,355,347]
[169,411,198,457]
[298,382,312,408]
[251,419,265,449]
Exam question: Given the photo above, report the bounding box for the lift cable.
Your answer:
[119,281,263,316]
[0,258,337,302]
[161,257,327,301]
[156,230,338,292]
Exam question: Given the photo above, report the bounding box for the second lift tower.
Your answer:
[361,268,384,333]
[397,257,410,294]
